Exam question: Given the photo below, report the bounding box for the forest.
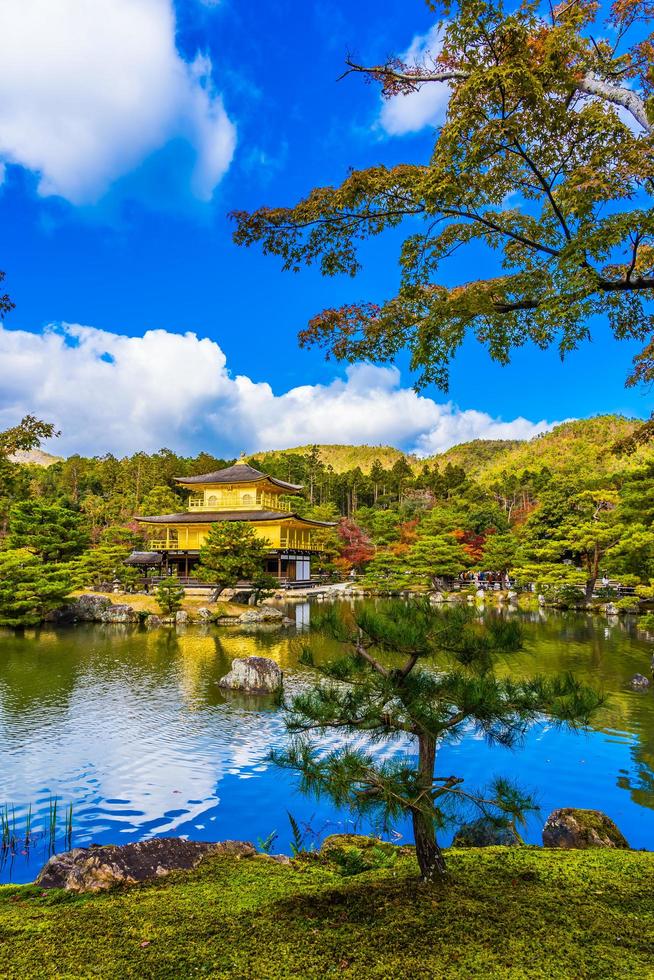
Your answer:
[2,412,654,625]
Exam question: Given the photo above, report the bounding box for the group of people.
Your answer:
[459,571,510,589]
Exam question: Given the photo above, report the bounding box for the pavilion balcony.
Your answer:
[148,536,175,550]
[187,493,292,513]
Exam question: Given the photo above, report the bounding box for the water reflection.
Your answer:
[0,606,653,883]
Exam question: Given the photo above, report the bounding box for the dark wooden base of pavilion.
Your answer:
[126,548,317,586]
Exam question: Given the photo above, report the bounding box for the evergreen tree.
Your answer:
[7,500,89,562]
[0,549,72,627]
[361,551,413,592]
[0,414,58,533]
[479,532,520,585]
[390,457,414,501]
[74,544,139,590]
[275,601,604,879]
[198,522,271,595]
[408,533,469,588]
[369,459,386,504]
[139,485,184,516]
[518,485,626,600]
[156,576,185,616]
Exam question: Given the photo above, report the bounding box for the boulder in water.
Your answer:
[238,606,284,624]
[218,656,283,694]
[630,673,650,690]
[99,603,138,624]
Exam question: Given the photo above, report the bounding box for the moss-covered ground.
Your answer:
[0,846,652,979]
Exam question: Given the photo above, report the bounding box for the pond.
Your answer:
[1,602,653,883]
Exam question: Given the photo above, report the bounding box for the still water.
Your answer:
[1,603,653,883]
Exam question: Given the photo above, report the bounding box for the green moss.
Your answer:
[564,809,630,849]
[0,846,652,978]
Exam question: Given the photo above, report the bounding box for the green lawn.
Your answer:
[1,846,653,979]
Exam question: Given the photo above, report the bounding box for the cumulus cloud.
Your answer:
[0,0,236,203]
[378,26,451,136]
[0,322,555,458]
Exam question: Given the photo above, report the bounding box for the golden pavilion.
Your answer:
[131,460,334,584]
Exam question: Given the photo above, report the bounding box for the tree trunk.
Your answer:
[412,733,446,880]
[585,546,599,602]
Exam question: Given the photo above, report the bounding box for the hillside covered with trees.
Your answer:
[2,413,654,623]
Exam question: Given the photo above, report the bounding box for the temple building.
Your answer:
[130,460,335,584]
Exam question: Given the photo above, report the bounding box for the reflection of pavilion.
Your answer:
[128,459,334,584]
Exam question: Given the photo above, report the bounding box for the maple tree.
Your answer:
[233,0,654,389]
[338,517,376,568]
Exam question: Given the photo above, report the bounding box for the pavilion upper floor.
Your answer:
[174,461,302,514]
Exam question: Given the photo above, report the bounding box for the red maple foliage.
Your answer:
[453,528,486,563]
[390,518,420,556]
[338,518,375,568]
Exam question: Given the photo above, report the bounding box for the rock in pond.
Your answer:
[542,808,629,849]
[36,837,256,892]
[237,606,284,624]
[630,673,650,690]
[452,818,521,848]
[100,603,138,624]
[218,655,283,694]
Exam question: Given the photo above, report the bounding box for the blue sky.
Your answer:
[0,0,647,457]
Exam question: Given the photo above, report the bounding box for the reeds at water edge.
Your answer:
[0,798,74,864]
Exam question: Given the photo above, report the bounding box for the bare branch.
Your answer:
[355,641,390,677]
[341,59,468,88]
[576,75,653,134]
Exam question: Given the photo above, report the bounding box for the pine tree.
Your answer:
[408,533,469,588]
[0,549,72,627]
[8,500,89,562]
[139,485,184,516]
[74,544,140,590]
[274,601,603,880]
[198,522,271,595]
[156,576,185,616]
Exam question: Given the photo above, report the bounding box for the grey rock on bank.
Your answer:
[218,656,283,694]
[452,818,521,848]
[542,808,629,849]
[36,837,256,893]
[47,594,139,624]
[46,593,113,623]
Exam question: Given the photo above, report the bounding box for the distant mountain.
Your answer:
[424,439,523,478]
[248,444,419,474]
[426,416,644,482]
[10,415,647,479]
[10,449,62,467]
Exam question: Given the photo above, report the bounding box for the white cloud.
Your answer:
[378,26,451,136]
[0,0,236,203]
[0,322,555,458]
